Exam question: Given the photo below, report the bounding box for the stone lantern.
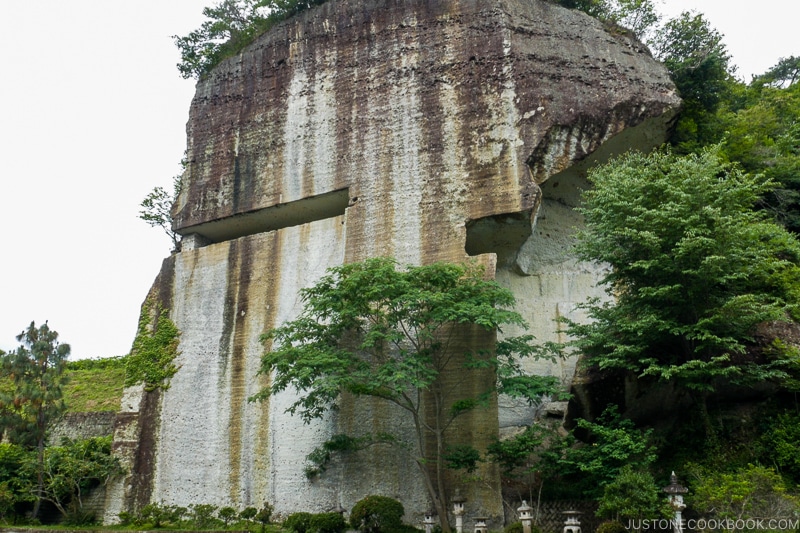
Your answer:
[423,509,437,533]
[562,511,581,533]
[452,490,467,533]
[473,517,488,533]
[517,500,533,533]
[663,472,688,533]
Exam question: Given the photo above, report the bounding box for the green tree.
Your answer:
[556,0,660,39]
[0,443,35,521]
[174,0,328,80]
[720,80,800,232]
[566,148,800,395]
[562,406,656,495]
[753,56,800,89]
[596,466,667,524]
[0,321,70,518]
[252,258,557,531]
[28,436,123,523]
[650,12,733,151]
[688,464,799,522]
[139,175,182,252]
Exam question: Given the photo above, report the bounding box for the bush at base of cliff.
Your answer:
[350,495,405,533]
[285,512,314,533]
[308,512,347,533]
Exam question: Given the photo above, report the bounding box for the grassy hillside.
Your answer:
[63,356,126,412]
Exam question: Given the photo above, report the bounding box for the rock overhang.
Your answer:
[172,0,679,262]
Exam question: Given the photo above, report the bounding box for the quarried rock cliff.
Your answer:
[106,0,679,525]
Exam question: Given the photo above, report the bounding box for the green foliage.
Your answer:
[138,502,188,528]
[304,433,396,479]
[759,410,800,485]
[555,0,659,38]
[443,444,482,473]
[240,506,259,521]
[285,512,314,533]
[254,258,551,525]
[63,356,126,413]
[174,0,329,80]
[562,406,656,496]
[309,512,348,533]
[0,321,70,448]
[650,12,733,151]
[349,495,405,533]
[595,521,628,533]
[687,463,800,521]
[255,502,274,530]
[190,503,221,529]
[31,436,124,520]
[568,148,800,391]
[753,56,800,89]
[139,176,182,252]
[486,423,560,477]
[0,321,71,519]
[596,466,668,522]
[0,443,35,521]
[219,506,238,527]
[720,81,800,232]
[125,300,181,391]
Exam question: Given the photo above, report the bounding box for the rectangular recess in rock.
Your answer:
[177,188,350,245]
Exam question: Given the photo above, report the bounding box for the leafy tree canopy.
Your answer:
[139,175,182,252]
[0,322,70,519]
[174,0,328,80]
[252,258,558,531]
[649,11,733,152]
[566,147,800,391]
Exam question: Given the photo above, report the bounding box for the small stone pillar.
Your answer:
[474,517,488,533]
[517,501,533,533]
[332,504,346,520]
[452,490,467,533]
[662,472,688,533]
[563,511,581,533]
[423,509,437,533]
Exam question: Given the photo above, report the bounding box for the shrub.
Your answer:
[504,522,539,533]
[285,512,314,533]
[596,521,627,533]
[309,512,348,533]
[141,502,186,528]
[596,466,668,522]
[219,506,238,527]
[240,506,259,521]
[350,495,405,533]
[688,464,800,522]
[191,503,221,529]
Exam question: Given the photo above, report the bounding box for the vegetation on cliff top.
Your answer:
[174,0,328,80]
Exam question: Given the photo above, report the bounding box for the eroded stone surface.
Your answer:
[110,0,679,524]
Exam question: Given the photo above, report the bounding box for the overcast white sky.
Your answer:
[1,0,798,359]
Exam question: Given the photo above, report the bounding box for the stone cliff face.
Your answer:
[105,0,679,524]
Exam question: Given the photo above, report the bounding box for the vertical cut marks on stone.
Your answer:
[177,188,350,245]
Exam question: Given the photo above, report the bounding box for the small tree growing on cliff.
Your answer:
[0,321,70,519]
[139,175,182,252]
[252,258,559,532]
